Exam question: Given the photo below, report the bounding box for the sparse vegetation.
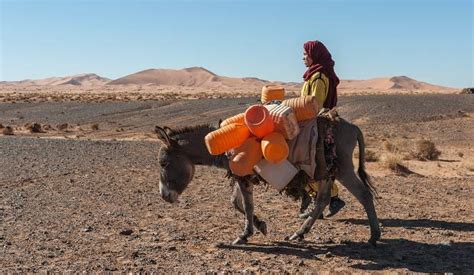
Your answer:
[381,152,403,171]
[382,140,397,152]
[2,126,14,135]
[57,123,69,131]
[91,123,99,130]
[365,149,379,162]
[27,123,45,133]
[414,140,441,161]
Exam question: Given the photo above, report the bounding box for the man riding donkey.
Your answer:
[298,40,346,219]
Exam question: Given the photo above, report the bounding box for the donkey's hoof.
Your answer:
[258,221,268,236]
[288,232,304,242]
[232,237,248,245]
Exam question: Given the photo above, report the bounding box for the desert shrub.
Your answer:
[365,149,379,162]
[381,152,402,171]
[415,140,441,160]
[2,126,14,135]
[28,123,44,133]
[91,123,99,130]
[383,140,397,152]
[57,123,69,131]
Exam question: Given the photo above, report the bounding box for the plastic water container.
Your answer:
[264,104,300,140]
[205,123,250,155]
[261,85,285,104]
[261,132,289,163]
[282,96,319,121]
[229,137,263,176]
[244,104,275,138]
[253,159,298,191]
[220,113,245,127]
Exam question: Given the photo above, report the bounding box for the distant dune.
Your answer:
[1,73,110,87]
[0,68,457,93]
[108,67,270,88]
[339,76,454,91]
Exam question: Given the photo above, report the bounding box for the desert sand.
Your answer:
[0,70,472,272]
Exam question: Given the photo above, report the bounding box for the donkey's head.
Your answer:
[155,126,195,203]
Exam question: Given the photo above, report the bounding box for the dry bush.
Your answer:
[2,126,14,135]
[27,123,45,133]
[57,123,69,131]
[0,123,4,129]
[365,149,379,162]
[381,152,402,171]
[415,140,441,161]
[382,140,397,152]
[91,123,99,131]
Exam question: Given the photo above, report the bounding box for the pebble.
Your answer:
[119,229,133,235]
[83,226,93,232]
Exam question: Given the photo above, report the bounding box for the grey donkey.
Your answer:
[155,118,381,246]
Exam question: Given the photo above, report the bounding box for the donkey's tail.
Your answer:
[355,125,378,198]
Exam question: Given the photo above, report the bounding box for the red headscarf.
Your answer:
[303,40,339,109]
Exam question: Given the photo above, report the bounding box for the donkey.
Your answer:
[155,118,381,246]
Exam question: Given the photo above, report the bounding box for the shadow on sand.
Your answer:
[217,219,474,272]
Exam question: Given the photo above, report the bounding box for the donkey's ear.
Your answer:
[155,126,172,147]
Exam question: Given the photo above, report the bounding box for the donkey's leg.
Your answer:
[231,184,267,235]
[231,179,255,244]
[289,178,332,241]
[336,164,381,246]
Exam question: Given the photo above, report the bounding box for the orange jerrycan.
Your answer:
[229,137,263,176]
[244,104,274,138]
[261,85,285,104]
[204,123,250,155]
[281,96,319,121]
[261,132,289,163]
[220,113,245,127]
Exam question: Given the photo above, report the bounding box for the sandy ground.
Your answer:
[1,91,473,272]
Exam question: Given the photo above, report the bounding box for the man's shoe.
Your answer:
[327,196,346,217]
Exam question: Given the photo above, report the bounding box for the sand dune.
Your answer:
[339,76,454,91]
[108,67,270,88]
[1,73,110,86]
[0,68,457,93]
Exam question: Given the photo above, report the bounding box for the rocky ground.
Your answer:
[1,93,473,272]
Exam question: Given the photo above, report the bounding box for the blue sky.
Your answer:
[1,0,472,88]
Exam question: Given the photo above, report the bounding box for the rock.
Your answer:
[83,226,93,232]
[298,259,305,266]
[325,252,333,258]
[119,229,133,235]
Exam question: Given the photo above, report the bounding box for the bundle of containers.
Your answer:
[204,85,319,190]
